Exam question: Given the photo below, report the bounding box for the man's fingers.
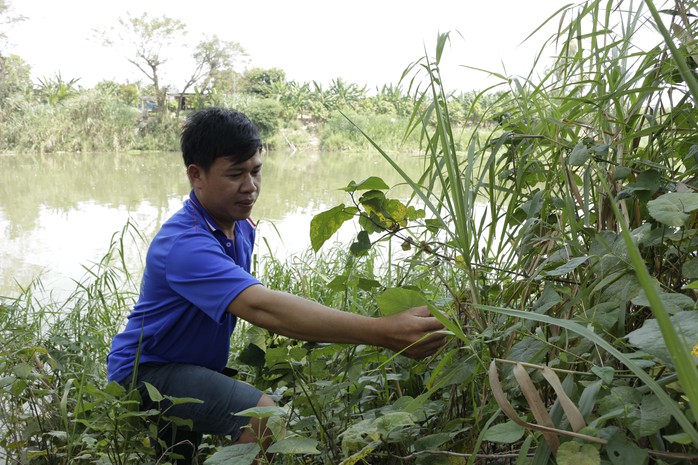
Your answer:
[420,317,446,332]
[405,336,447,358]
[408,306,446,329]
[410,331,448,356]
[409,305,431,317]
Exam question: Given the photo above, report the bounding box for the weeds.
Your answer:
[305,0,698,463]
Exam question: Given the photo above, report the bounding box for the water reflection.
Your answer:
[0,150,420,298]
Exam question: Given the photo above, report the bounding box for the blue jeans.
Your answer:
[131,363,263,464]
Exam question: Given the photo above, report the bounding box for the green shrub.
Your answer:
[244,98,282,146]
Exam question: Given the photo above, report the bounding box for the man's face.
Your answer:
[189,152,263,232]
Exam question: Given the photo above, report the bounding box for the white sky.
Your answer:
[9,0,574,92]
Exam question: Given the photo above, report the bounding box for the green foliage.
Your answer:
[0,89,142,153]
[319,110,424,152]
[0,53,32,102]
[35,73,80,106]
[307,1,698,462]
[241,67,286,97]
[243,98,282,144]
[0,221,152,465]
[7,1,698,464]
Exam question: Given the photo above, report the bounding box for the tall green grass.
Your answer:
[319,0,698,462]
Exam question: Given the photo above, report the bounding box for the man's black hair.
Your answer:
[181,107,262,171]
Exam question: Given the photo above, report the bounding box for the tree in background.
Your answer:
[244,98,282,145]
[94,80,143,107]
[278,80,313,120]
[176,35,248,116]
[0,0,24,51]
[326,77,367,110]
[99,13,186,114]
[241,67,286,97]
[0,53,30,102]
[35,73,80,106]
[0,0,28,102]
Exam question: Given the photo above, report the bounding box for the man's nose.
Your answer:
[240,174,258,192]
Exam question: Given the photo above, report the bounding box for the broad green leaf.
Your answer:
[384,198,408,225]
[167,396,204,406]
[309,204,358,252]
[236,405,286,419]
[664,432,693,445]
[626,311,698,367]
[265,347,291,369]
[569,142,591,166]
[683,257,698,279]
[543,256,589,276]
[375,411,415,437]
[0,375,14,389]
[349,230,372,256]
[326,275,380,292]
[358,189,386,206]
[339,441,380,465]
[613,165,632,180]
[165,415,194,429]
[203,443,259,465]
[376,287,429,316]
[45,431,67,440]
[340,417,381,453]
[267,438,320,454]
[288,347,307,361]
[341,176,390,192]
[358,211,384,234]
[586,301,620,330]
[12,363,33,379]
[627,170,661,192]
[104,381,126,397]
[626,394,671,438]
[625,170,661,203]
[631,289,696,314]
[605,433,648,465]
[356,277,382,291]
[598,386,641,415]
[482,421,525,444]
[556,441,600,465]
[406,205,425,220]
[590,144,610,155]
[647,192,698,226]
[103,381,126,397]
[244,324,268,350]
[238,342,266,367]
[10,379,28,396]
[507,336,547,366]
[590,366,614,385]
[412,432,452,451]
[532,285,562,314]
[143,382,163,403]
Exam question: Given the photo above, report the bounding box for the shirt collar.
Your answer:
[189,190,226,233]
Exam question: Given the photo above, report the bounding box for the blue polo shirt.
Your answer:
[107,191,262,383]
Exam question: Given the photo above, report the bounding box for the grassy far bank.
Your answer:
[5,1,698,464]
[0,68,497,157]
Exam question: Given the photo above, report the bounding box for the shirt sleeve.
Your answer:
[165,231,261,322]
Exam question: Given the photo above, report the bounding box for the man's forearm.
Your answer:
[228,284,384,346]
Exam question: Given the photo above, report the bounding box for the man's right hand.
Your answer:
[377,306,448,359]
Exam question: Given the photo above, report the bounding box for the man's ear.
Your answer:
[187,164,204,187]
